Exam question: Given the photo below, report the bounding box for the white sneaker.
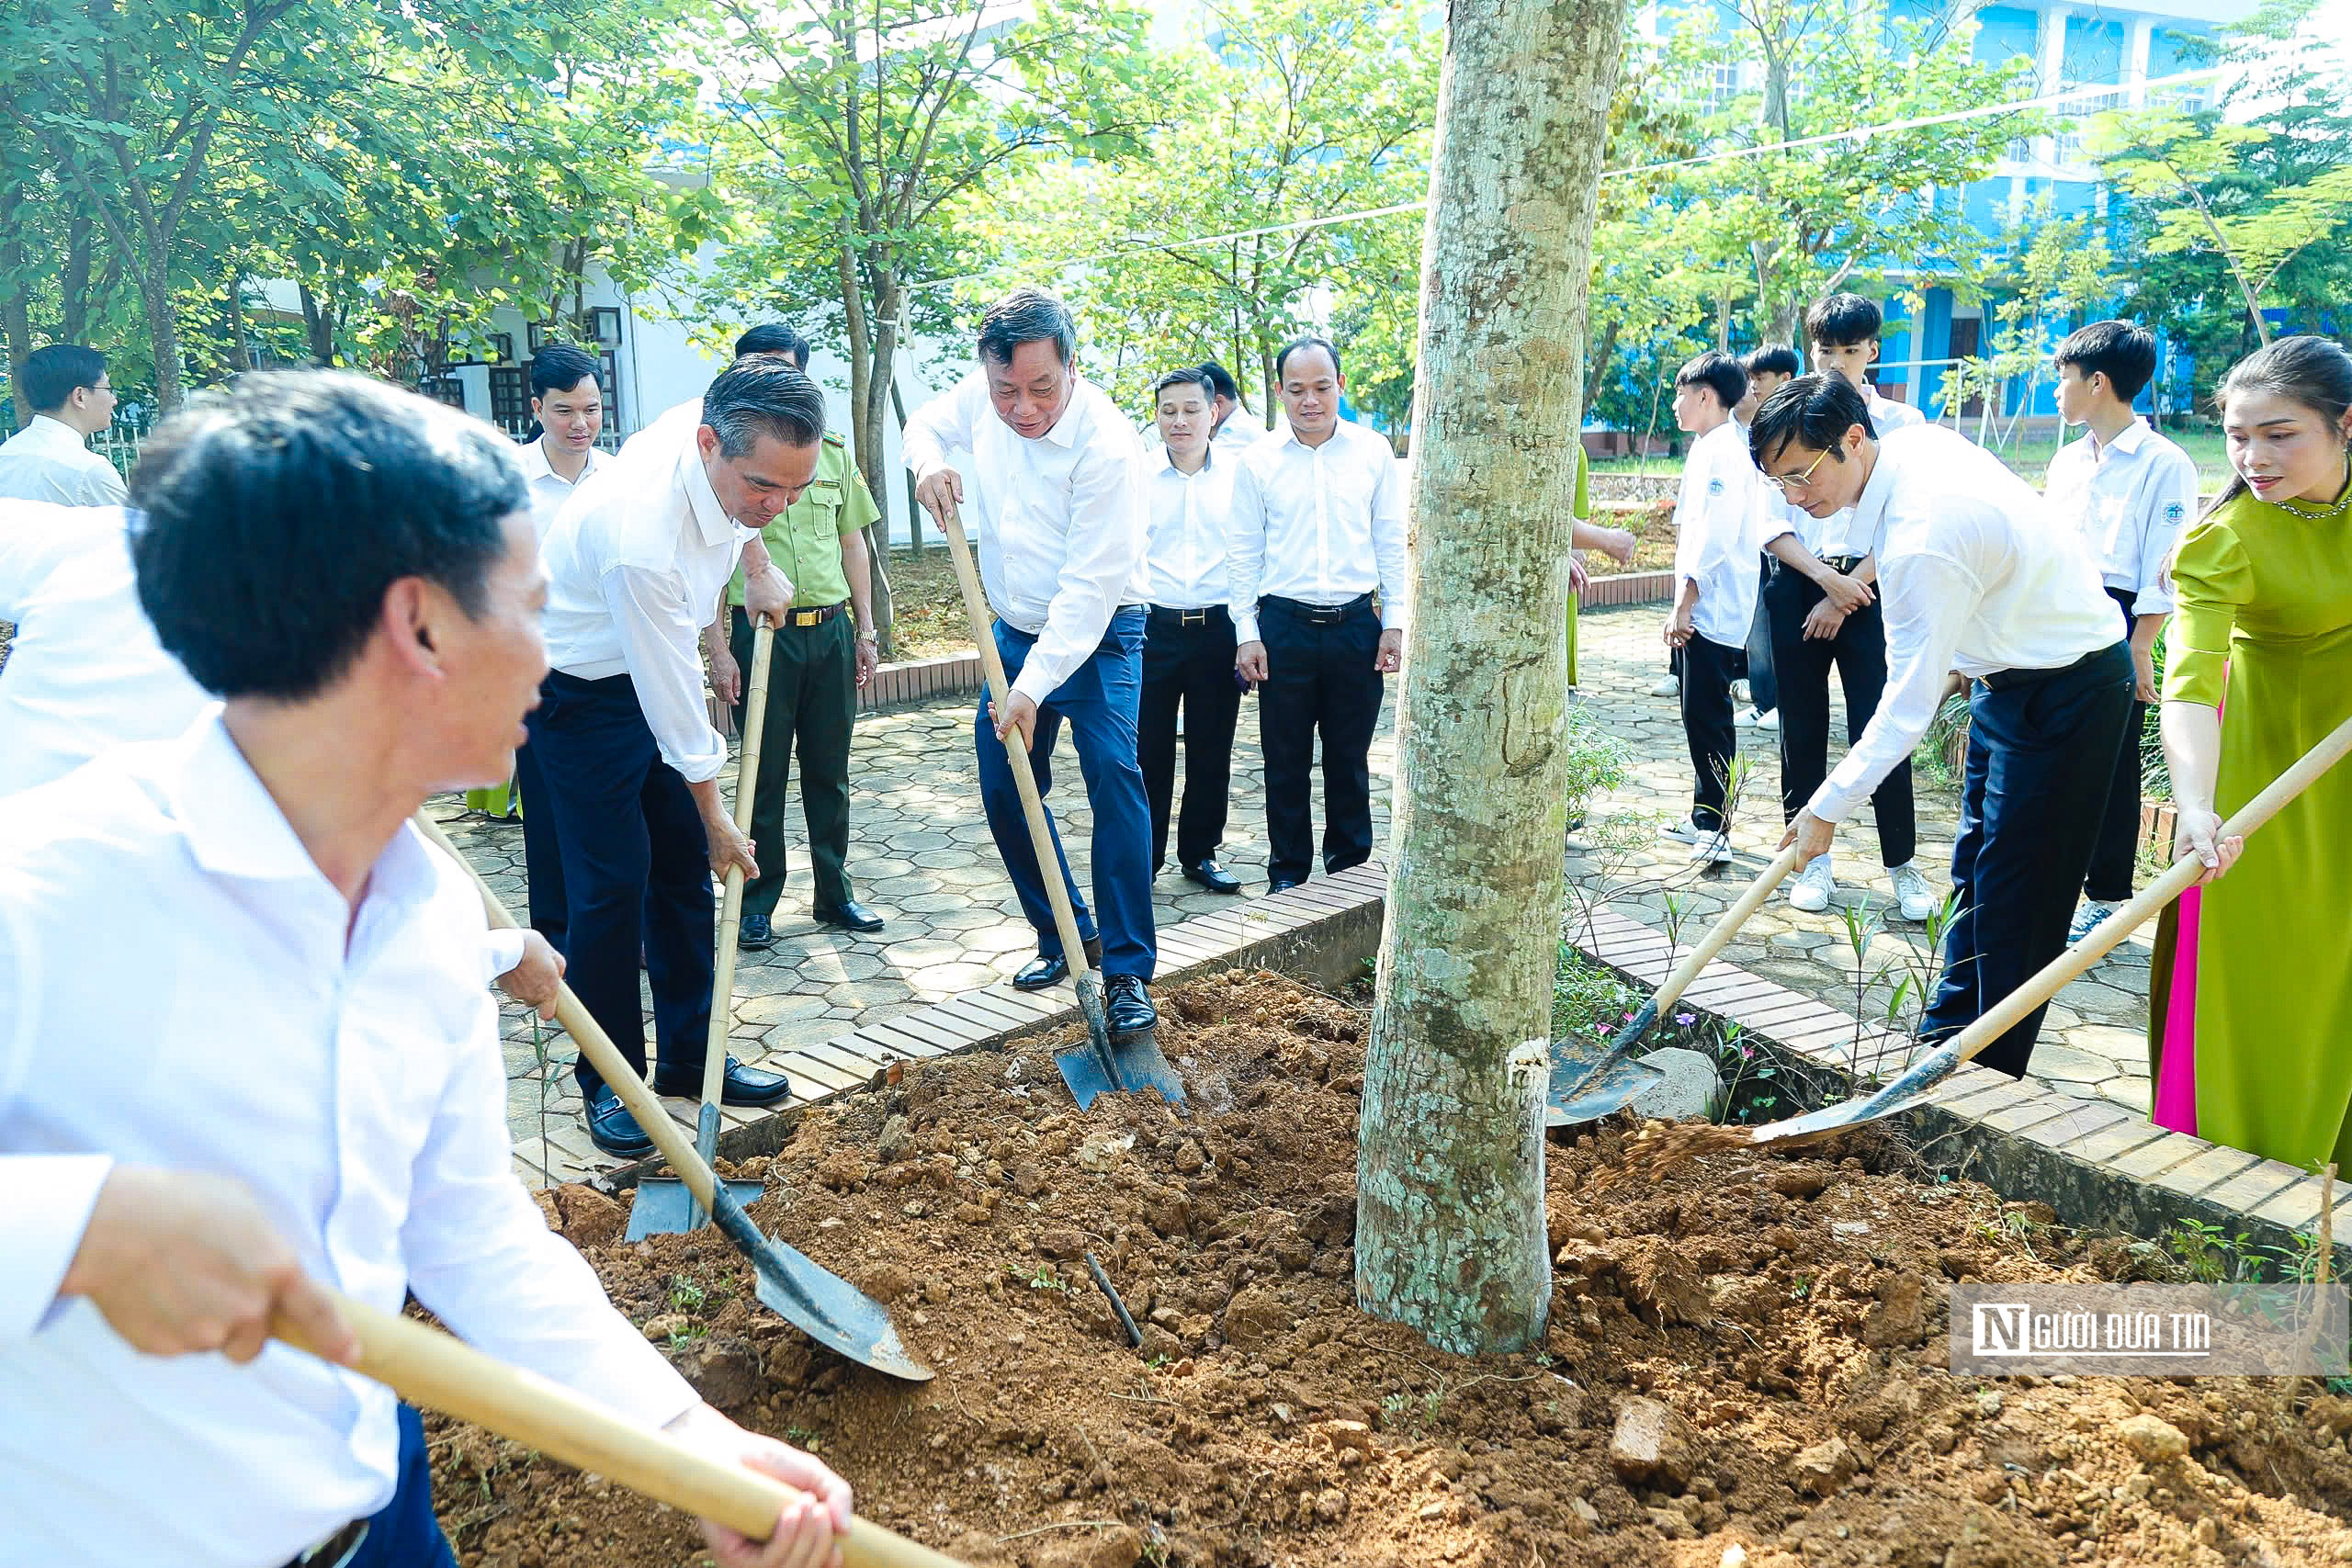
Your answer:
[2068,899,2121,944]
[1789,855,1836,912]
[1755,707,1780,732]
[1731,678,1752,705]
[1657,818,1707,847]
[1890,861,1938,922]
[1688,831,1735,864]
[1648,672,1681,698]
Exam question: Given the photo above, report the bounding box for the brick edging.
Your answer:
[1578,569,1673,609]
[855,650,983,714]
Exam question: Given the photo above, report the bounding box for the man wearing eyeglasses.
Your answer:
[1754,374,2131,1080]
[0,345,126,507]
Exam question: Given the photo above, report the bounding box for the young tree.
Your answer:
[1354,0,1625,1355]
[1939,203,2118,445]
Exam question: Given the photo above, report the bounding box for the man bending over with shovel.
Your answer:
[0,373,850,1568]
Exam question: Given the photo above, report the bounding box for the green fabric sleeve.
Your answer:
[2161,508,2253,707]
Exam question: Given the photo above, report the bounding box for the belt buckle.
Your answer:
[790,607,821,627]
[1182,609,1207,626]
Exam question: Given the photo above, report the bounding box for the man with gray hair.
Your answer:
[531,359,810,1157]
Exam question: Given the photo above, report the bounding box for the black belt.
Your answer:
[1148,604,1227,626]
[1264,592,1371,626]
[282,1519,368,1568]
[1822,554,1868,575]
[783,600,847,628]
[1978,643,2116,692]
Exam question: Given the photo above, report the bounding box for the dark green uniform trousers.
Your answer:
[729,605,857,918]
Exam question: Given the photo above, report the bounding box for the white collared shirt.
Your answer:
[1145,446,1240,610]
[0,502,211,796]
[1213,411,1277,451]
[2042,420,2198,615]
[1670,420,1763,646]
[901,369,1149,706]
[1811,424,2120,824]
[1758,391,1931,562]
[1866,389,1925,434]
[0,415,128,508]
[539,425,757,784]
[0,717,693,1568]
[514,434,608,542]
[1227,419,1408,643]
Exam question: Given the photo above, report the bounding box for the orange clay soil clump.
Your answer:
[435,969,2352,1567]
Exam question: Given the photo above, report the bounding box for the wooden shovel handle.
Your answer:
[935,507,1095,977]
[1647,841,1813,1012]
[1941,706,2352,1073]
[703,622,778,1111]
[413,813,722,1212]
[273,1290,967,1568]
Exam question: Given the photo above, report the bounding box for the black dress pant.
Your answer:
[1257,594,1383,886]
[512,736,566,953]
[1139,604,1242,872]
[1679,631,1742,832]
[1764,562,1917,867]
[523,670,716,1098]
[1743,552,1779,713]
[1921,642,2134,1077]
[2082,588,2148,904]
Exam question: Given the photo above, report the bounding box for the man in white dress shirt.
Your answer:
[1229,335,1407,892]
[2044,320,2199,942]
[1201,359,1270,451]
[0,371,849,1568]
[532,360,806,1157]
[505,343,610,946]
[1659,351,1759,864]
[903,288,1159,1041]
[0,344,128,506]
[1138,367,1245,895]
[1757,374,2132,1077]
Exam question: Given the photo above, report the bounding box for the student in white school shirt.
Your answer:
[0,344,128,507]
[0,372,849,1568]
[2044,320,2199,942]
[1659,351,1761,864]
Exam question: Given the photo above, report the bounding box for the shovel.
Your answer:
[934,503,1186,1110]
[415,814,933,1382]
[272,1288,966,1567]
[1736,707,2352,1154]
[1547,841,1809,1128]
[631,621,775,1240]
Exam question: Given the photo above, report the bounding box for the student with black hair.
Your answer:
[1658,351,1759,863]
[0,344,126,506]
[1229,334,1408,892]
[1199,359,1270,450]
[1755,374,2130,1079]
[1732,344,1802,734]
[1804,293,1925,435]
[903,288,1160,1043]
[2044,320,2199,942]
[532,360,809,1156]
[0,371,853,1568]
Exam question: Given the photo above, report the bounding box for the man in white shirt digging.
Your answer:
[0,370,849,1568]
[1756,374,2132,1079]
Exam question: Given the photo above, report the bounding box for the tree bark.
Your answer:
[837,243,897,658]
[141,268,185,414]
[1354,0,1626,1356]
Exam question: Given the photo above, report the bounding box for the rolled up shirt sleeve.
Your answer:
[604,562,726,784]
[1227,460,1269,644]
[1011,438,1145,708]
[1809,551,1979,824]
[901,374,979,485]
[400,990,697,1433]
[480,930,526,985]
[1370,450,1409,631]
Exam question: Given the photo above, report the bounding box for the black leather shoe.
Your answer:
[814,899,885,932]
[1268,878,1303,894]
[739,913,775,950]
[1013,936,1102,991]
[1104,975,1158,1041]
[651,1055,793,1107]
[584,1084,655,1158]
[1182,860,1243,895]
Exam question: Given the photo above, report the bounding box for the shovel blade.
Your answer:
[1544,1043,1668,1129]
[626,1177,765,1242]
[751,1234,935,1382]
[1749,1043,1964,1149]
[1054,1039,1121,1110]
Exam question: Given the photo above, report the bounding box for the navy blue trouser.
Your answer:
[512,736,567,953]
[978,610,1156,980]
[525,670,716,1097]
[1921,641,2134,1077]
[287,1404,455,1568]
[1743,552,1779,713]
[2083,588,2148,904]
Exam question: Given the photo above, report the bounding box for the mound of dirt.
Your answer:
[436,969,2352,1567]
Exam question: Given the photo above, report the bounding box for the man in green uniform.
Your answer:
[702,323,886,948]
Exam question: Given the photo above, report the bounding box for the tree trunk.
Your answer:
[142,267,186,414]
[225,271,249,374]
[889,376,923,555]
[60,218,96,344]
[1582,318,1620,416]
[300,282,336,365]
[1354,0,1626,1356]
[2,288,32,433]
[837,244,898,659]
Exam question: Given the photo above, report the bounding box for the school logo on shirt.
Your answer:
[1707,477,1725,495]
[2163,501,2186,522]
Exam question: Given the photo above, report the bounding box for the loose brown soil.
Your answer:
[439,971,2352,1567]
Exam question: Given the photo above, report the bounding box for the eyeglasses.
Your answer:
[1763,448,1831,496]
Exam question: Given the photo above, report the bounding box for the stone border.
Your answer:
[572,864,1388,1190]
